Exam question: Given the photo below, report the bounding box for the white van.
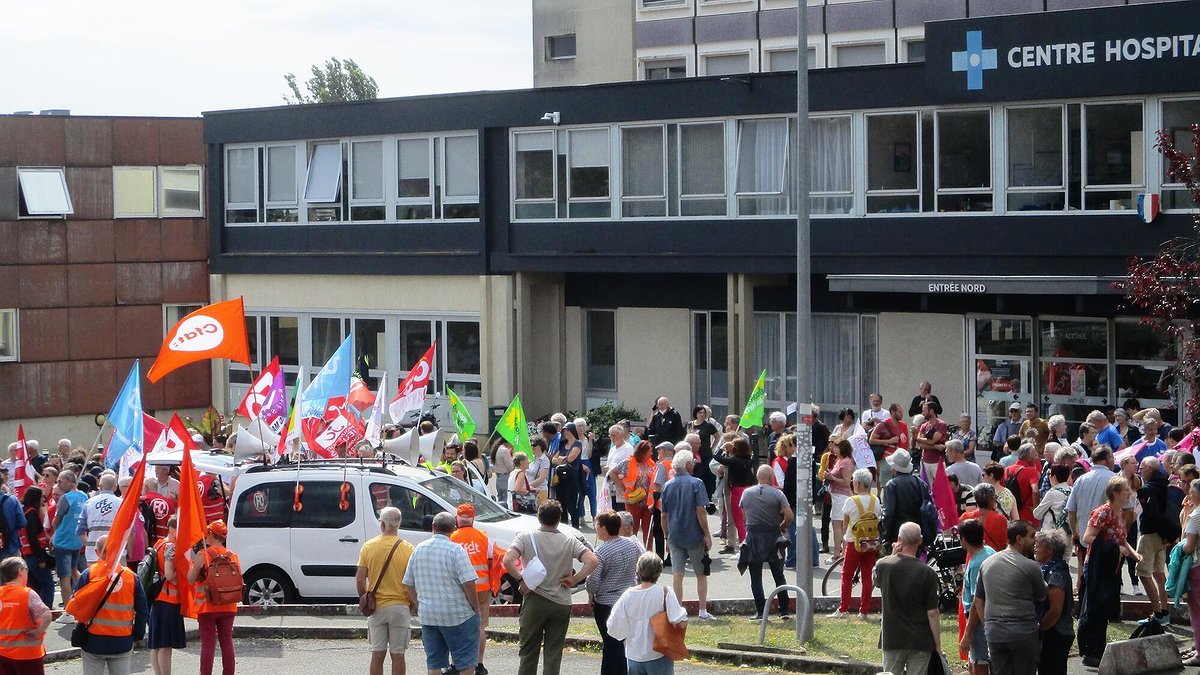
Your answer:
[226,460,585,605]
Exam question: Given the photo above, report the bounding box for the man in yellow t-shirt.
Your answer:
[357,506,415,675]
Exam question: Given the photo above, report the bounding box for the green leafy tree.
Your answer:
[284,57,379,105]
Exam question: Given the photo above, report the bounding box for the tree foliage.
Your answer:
[1122,124,1200,422]
[284,57,379,105]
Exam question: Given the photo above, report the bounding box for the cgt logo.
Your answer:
[169,315,224,352]
[952,30,998,91]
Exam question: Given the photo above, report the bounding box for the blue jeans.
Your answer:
[785,521,797,567]
[24,555,55,607]
[422,615,481,671]
[627,656,674,675]
[578,458,598,518]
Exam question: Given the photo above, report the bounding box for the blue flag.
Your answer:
[104,362,144,469]
[300,336,353,419]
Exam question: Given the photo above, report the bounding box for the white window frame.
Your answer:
[349,138,386,222]
[734,117,791,216]
[809,114,855,217]
[303,141,343,204]
[17,167,74,218]
[618,123,669,218]
[224,145,260,222]
[933,108,993,212]
[396,135,435,219]
[584,309,618,396]
[637,51,692,80]
[677,120,727,216]
[545,34,577,61]
[264,142,302,222]
[112,166,158,218]
[565,127,612,218]
[511,129,559,220]
[1081,100,1146,212]
[1003,104,1068,214]
[863,110,922,214]
[158,165,204,218]
[700,50,753,77]
[830,39,891,68]
[0,309,17,363]
[1160,96,1200,212]
[440,133,480,218]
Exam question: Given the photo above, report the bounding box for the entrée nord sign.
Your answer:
[928,283,987,293]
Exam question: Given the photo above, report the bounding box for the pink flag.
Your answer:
[11,426,36,500]
[1113,440,1147,465]
[928,461,959,533]
[236,356,287,432]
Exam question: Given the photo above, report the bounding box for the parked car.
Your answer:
[226,459,584,605]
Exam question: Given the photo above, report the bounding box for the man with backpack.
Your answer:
[1003,444,1041,526]
[186,520,241,675]
[1137,457,1178,626]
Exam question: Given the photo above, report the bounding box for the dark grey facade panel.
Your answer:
[967,0,1045,18]
[825,0,895,33]
[1046,0,1123,9]
[895,0,966,28]
[634,17,695,50]
[758,7,825,39]
[694,11,758,43]
[564,273,726,310]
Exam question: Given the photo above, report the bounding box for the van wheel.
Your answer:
[243,567,296,606]
[493,573,522,605]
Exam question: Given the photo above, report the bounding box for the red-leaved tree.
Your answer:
[1123,124,1200,423]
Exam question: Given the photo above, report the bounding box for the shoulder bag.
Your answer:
[360,539,403,617]
[521,532,548,590]
[71,572,123,648]
[650,587,689,661]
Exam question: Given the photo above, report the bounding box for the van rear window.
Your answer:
[233,482,293,528]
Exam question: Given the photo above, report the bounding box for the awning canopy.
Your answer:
[826,275,1125,296]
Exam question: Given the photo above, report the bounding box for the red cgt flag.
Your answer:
[171,418,208,619]
[147,299,251,383]
[12,425,36,500]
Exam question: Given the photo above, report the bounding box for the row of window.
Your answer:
[224,134,480,225]
[0,304,205,365]
[639,39,924,80]
[14,166,204,219]
[229,312,484,420]
[510,96,1199,220]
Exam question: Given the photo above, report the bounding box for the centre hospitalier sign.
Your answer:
[924,0,1200,103]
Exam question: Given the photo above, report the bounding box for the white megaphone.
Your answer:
[233,424,276,462]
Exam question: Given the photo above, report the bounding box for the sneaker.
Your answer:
[719,545,735,555]
[1132,585,1145,596]
[475,664,488,675]
[1183,655,1200,666]
[697,609,714,620]
[1156,612,1171,627]
[1081,655,1101,668]
[779,613,792,620]
[826,610,847,619]
[747,614,763,622]
[857,613,870,621]
[784,563,795,571]
[54,613,75,624]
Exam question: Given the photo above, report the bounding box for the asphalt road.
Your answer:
[44,638,750,674]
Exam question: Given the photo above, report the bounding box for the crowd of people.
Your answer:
[0,434,236,675]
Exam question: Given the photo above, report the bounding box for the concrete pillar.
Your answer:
[209,274,231,414]
[513,272,567,418]
[480,275,517,420]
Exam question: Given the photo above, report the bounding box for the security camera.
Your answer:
[540,111,561,125]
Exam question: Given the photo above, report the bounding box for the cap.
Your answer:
[207,520,228,538]
[456,503,475,523]
[191,433,205,444]
[655,441,675,451]
[1008,402,1021,411]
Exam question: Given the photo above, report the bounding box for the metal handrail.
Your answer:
[757,584,811,645]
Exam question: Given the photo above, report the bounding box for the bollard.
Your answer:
[758,584,812,646]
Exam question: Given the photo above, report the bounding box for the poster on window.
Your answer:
[849,434,876,469]
[1070,366,1086,397]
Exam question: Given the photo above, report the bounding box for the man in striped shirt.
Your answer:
[587,511,641,675]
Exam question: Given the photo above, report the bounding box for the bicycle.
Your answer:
[820,531,965,613]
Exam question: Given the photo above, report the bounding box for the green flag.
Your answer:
[495,394,533,459]
[447,387,477,441]
[739,370,767,429]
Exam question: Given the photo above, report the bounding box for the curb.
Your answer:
[45,624,878,673]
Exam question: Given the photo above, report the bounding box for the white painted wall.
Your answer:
[615,307,691,418]
[878,313,966,421]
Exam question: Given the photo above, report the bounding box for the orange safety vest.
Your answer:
[194,544,239,614]
[154,540,180,605]
[87,566,136,638]
[0,584,45,660]
[623,459,656,508]
[450,526,494,593]
[656,460,674,490]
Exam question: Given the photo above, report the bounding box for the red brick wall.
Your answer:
[0,116,210,420]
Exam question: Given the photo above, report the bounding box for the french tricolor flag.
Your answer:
[1137,193,1160,223]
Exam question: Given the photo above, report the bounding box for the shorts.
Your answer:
[421,614,480,671]
[968,623,990,664]
[367,603,412,654]
[1136,533,1167,577]
[53,548,85,579]
[829,493,849,520]
[668,542,708,576]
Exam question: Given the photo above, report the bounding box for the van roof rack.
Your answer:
[243,458,408,475]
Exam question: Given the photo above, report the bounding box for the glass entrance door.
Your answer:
[971,317,1034,448]
[1038,318,1109,431]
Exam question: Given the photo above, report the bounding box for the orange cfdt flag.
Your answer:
[147,298,251,383]
[103,458,147,575]
[174,422,208,619]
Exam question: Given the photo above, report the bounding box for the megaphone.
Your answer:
[233,424,276,462]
